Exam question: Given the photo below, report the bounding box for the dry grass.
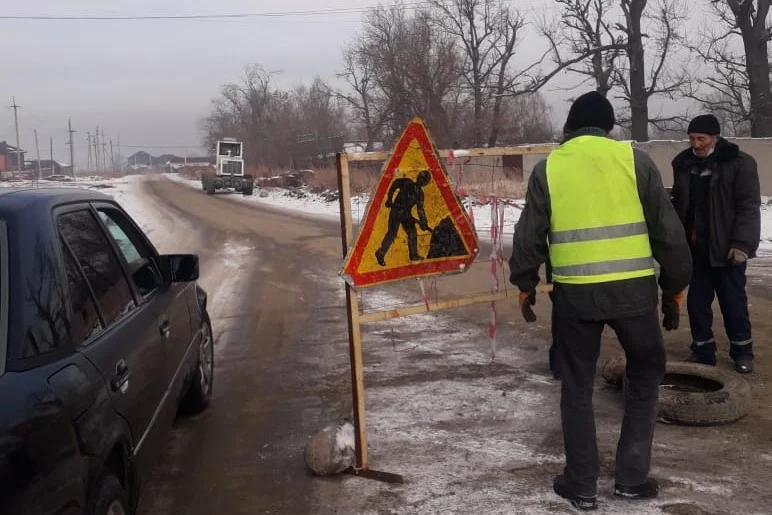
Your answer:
[307,167,379,195]
[460,179,527,199]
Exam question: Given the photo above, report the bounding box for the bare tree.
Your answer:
[357,3,465,147]
[688,0,772,137]
[613,0,691,141]
[338,41,391,151]
[542,0,625,96]
[543,0,690,141]
[202,66,349,169]
[685,31,751,132]
[429,0,526,146]
[496,94,556,144]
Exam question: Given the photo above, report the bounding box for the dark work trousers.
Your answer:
[549,293,560,379]
[687,252,753,361]
[553,310,666,495]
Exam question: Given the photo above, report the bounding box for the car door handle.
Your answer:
[159,319,171,339]
[110,360,130,393]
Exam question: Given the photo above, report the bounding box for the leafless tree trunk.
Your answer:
[354,3,465,147]
[542,0,625,96]
[543,0,688,141]
[338,42,391,151]
[615,0,689,141]
[691,1,772,137]
[430,0,526,147]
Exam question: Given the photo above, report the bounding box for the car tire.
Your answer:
[86,472,129,515]
[600,357,751,426]
[658,361,751,426]
[180,316,214,415]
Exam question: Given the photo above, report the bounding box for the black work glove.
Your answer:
[519,289,537,323]
[661,291,685,331]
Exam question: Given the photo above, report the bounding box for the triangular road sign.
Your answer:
[340,117,479,288]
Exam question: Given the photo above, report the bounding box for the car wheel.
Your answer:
[87,472,129,515]
[180,316,214,415]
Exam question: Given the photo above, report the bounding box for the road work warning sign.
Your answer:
[340,117,479,288]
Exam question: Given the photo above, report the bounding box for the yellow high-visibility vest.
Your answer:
[546,135,654,284]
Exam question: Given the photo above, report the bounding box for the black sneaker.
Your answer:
[734,359,753,374]
[687,352,716,366]
[553,475,597,511]
[614,478,659,499]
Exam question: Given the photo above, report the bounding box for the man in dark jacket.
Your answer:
[510,91,692,510]
[671,115,761,373]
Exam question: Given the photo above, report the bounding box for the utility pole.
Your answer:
[110,140,115,175]
[10,97,22,173]
[117,133,122,173]
[87,133,92,172]
[94,126,100,171]
[33,129,42,183]
[101,128,108,171]
[67,119,76,178]
[50,137,54,176]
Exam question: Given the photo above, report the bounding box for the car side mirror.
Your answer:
[159,254,199,282]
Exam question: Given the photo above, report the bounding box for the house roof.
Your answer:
[0,141,24,155]
[27,159,70,168]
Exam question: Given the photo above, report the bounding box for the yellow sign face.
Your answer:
[340,117,479,288]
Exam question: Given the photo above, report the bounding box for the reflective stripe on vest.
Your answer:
[546,135,654,285]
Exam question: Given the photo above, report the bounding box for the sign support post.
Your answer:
[334,118,555,484]
[337,153,405,484]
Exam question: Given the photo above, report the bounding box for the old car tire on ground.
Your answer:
[600,357,751,426]
[86,472,129,515]
[180,317,214,415]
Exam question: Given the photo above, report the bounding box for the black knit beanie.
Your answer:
[687,114,721,136]
[563,91,616,133]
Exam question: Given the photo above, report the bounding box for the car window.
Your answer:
[96,207,163,297]
[62,239,104,345]
[58,210,135,328]
[22,234,72,358]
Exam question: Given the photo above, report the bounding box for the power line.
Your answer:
[0,3,435,21]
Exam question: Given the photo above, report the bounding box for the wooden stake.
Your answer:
[345,143,558,162]
[358,284,553,324]
[336,152,368,470]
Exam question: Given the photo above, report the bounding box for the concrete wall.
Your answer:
[522,137,772,195]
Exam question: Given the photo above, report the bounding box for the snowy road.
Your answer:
[107,175,770,515]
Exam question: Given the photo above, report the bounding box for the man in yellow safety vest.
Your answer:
[509,91,692,510]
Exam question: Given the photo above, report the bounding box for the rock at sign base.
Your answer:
[304,420,356,476]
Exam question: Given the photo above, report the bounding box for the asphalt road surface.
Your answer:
[136,177,772,515]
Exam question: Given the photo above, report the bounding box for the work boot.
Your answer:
[687,352,716,366]
[614,478,659,500]
[553,475,597,511]
[734,359,753,374]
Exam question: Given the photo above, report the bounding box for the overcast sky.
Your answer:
[1,0,691,168]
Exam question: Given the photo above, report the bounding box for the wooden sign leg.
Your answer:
[336,153,404,483]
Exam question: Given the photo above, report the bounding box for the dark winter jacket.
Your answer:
[509,128,693,321]
[670,138,761,266]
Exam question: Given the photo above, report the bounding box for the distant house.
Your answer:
[26,160,73,177]
[153,154,180,165]
[0,141,26,174]
[127,151,153,168]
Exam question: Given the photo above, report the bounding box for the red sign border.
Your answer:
[341,118,480,288]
